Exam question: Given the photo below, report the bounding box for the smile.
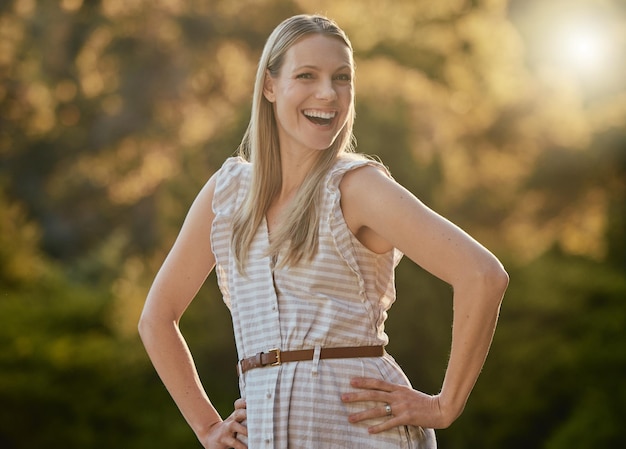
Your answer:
[303,109,336,126]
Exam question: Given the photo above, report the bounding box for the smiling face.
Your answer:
[263,33,354,156]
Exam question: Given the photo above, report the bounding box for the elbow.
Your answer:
[486,256,508,287]
[137,311,149,341]
[137,304,179,345]
[137,309,158,343]
[495,262,509,295]
[462,255,508,307]
[481,258,509,303]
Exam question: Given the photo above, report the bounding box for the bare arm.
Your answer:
[339,165,509,430]
[138,174,246,448]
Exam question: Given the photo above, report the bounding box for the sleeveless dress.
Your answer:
[211,156,437,448]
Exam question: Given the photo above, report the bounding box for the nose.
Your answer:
[315,78,337,101]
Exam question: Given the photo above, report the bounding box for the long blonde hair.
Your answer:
[231,14,357,272]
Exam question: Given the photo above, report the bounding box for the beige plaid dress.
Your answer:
[211,157,437,448]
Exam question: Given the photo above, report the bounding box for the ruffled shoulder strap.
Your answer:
[326,156,404,288]
[327,155,391,185]
[210,157,251,308]
[212,156,251,216]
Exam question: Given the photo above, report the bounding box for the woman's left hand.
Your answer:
[341,377,452,433]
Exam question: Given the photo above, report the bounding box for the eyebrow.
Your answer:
[292,64,353,72]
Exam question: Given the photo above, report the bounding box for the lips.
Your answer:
[303,109,336,126]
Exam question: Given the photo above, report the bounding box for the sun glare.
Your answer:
[564,29,607,66]
[553,19,613,75]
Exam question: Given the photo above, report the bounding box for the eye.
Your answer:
[296,73,313,79]
[334,73,352,82]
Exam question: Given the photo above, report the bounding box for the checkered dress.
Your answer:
[211,157,436,448]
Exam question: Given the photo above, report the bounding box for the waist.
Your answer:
[237,345,385,376]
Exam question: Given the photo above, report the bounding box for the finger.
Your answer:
[226,408,247,424]
[221,435,247,449]
[234,398,247,409]
[348,404,390,424]
[341,390,389,404]
[230,421,248,436]
[227,410,248,435]
[367,416,404,435]
[350,377,396,392]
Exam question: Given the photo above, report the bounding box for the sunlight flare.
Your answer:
[553,19,613,75]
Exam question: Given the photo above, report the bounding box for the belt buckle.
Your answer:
[269,348,281,366]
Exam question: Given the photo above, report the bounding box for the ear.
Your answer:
[263,70,276,103]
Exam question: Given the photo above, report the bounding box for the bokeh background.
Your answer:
[1,0,625,447]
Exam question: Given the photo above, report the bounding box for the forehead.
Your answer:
[283,33,353,70]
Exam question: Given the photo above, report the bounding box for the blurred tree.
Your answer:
[0,190,192,448]
[445,251,626,448]
[1,0,625,447]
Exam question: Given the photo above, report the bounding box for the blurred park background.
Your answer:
[1,0,625,447]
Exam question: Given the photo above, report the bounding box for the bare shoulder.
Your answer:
[339,162,394,199]
[179,171,219,233]
[198,170,218,203]
[338,163,400,253]
[337,159,506,286]
[339,162,410,215]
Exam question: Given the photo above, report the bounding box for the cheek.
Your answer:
[340,86,354,104]
[275,86,302,112]
[340,88,354,114]
[273,102,299,130]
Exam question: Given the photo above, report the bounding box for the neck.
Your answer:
[277,150,320,200]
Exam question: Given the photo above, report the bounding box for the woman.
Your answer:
[139,14,508,449]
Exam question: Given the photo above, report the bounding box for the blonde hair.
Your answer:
[231,14,358,272]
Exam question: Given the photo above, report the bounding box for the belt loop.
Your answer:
[311,345,321,376]
[238,360,246,391]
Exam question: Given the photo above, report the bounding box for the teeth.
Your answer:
[304,110,336,119]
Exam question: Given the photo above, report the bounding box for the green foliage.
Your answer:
[0,196,190,448]
[446,252,626,448]
[1,0,625,447]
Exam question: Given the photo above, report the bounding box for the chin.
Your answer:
[311,142,337,152]
[310,135,342,152]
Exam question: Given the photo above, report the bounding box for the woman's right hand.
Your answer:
[203,398,248,449]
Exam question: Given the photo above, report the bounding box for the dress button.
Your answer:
[266,391,272,399]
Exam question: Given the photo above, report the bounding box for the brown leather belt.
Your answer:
[237,345,384,375]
